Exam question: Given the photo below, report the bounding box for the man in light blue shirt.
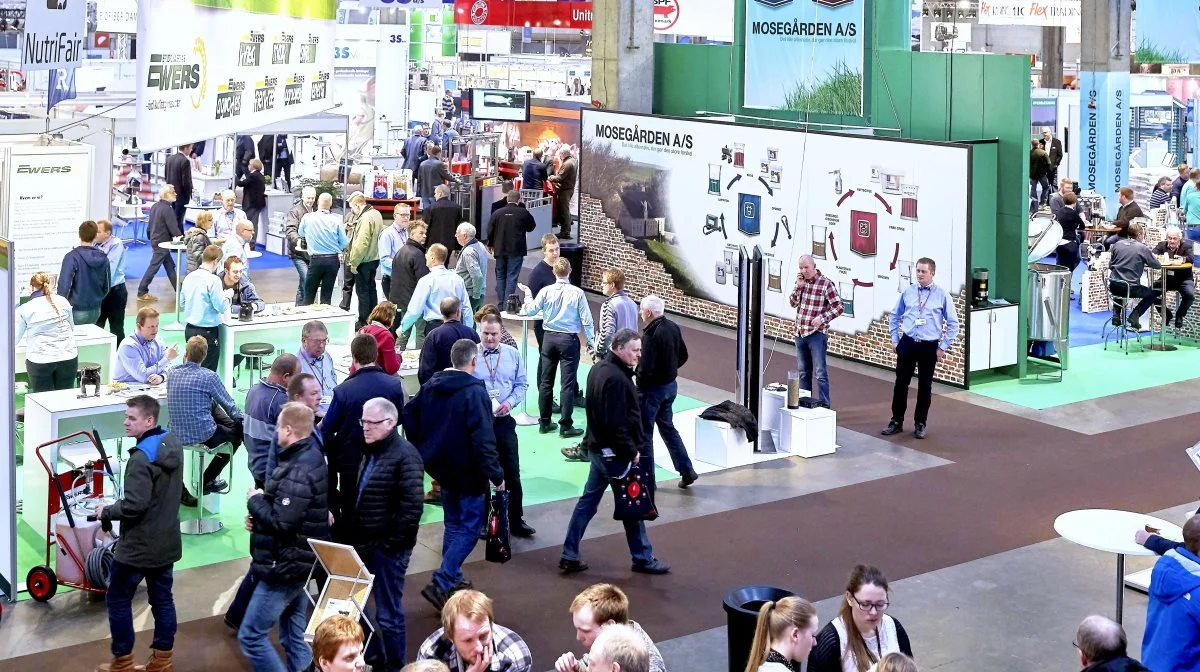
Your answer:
[114,306,178,385]
[297,320,339,415]
[377,210,410,300]
[399,243,474,334]
[180,244,234,371]
[298,192,348,305]
[95,219,129,343]
[882,257,960,440]
[220,220,255,277]
[518,257,595,438]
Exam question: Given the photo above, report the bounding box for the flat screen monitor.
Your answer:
[468,88,530,122]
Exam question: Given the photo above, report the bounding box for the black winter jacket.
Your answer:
[248,436,330,585]
[147,199,182,244]
[403,369,502,495]
[1082,656,1150,672]
[351,431,424,551]
[321,366,408,471]
[488,204,536,258]
[388,239,429,307]
[101,427,184,569]
[238,170,267,210]
[583,354,643,462]
[637,316,688,389]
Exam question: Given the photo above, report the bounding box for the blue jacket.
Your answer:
[418,320,479,385]
[402,368,502,495]
[320,366,407,471]
[1143,546,1200,672]
[244,379,289,481]
[59,245,112,311]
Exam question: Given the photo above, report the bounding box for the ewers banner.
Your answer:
[743,0,864,116]
[135,0,337,151]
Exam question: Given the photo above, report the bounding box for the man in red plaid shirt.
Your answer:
[788,255,844,407]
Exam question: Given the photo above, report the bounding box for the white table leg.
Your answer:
[513,319,538,426]
[163,249,186,332]
[222,325,236,389]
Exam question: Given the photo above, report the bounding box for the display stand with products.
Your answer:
[448,133,503,232]
[305,539,375,645]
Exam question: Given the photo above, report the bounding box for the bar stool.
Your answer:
[1103,277,1143,354]
[180,441,234,535]
[235,342,275,389]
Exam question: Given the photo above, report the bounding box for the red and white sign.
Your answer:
[656,0,733,42]
[653,0,679,31]
[453,0,593,28]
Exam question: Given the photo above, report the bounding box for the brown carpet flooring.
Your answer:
[7,313,1199,672]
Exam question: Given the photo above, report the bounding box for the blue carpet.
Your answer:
[1040,254,1111,348]
[122,240,294,284]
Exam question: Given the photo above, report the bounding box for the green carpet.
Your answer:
[969,339,1200,410]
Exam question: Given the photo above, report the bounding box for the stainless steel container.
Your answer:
[1028,263,1071,342]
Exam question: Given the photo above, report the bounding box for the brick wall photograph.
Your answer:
[579,195,968,385]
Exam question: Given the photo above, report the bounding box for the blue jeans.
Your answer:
[795,331,830,407]
[364,547,413,671]
[420,196,434,211]
[433,489,487,592]
[291,256,308,304]
[562,451,653,564]
[237,580,311,672]
[107,561,176,656]
[640,381,694,477]
[494,255,524,306]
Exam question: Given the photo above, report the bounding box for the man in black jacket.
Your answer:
[238,402,330,672]
[423,184,463,254]
[96,395,184,672]
[285,186,315,305]
[637,295,697,488]
[418,296,480,385]
[560,329,669,576]
[137,186,183,302]
[403,339,504,611]
[164,144,193,226]
[237,158,268,237]
[353,397,424,671]
[488,190,537,306]
[1152,225,1195,329]
[388,221,430,349]
[417,144,455,211]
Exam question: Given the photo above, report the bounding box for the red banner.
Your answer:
[452,0,593,28]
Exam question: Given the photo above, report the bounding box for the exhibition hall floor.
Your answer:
[2,259,1199,672]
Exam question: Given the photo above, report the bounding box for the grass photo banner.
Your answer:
[1134,1,1200,64]
[743,0,864,116]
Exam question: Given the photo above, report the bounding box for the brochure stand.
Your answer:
[305,539,375,646]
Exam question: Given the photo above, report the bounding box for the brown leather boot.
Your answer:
[96,654,136,672]
[133,649,173,672]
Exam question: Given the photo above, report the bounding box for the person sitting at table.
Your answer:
[475,304,519,349]
[218,256,266,317]
[1151,225,1195,330]
[221,220,256,277]
[297,320,339,415]
[16,271,79,393]
[352,301,401,375]
[1106,187,1145,248]
[185,211,215,274]
[114,307,178,385]
[214,189,246,240]
[1108,221,1162,331]
[1149,176,1174,210]
[166,335,244,506]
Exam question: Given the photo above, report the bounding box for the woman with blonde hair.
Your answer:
[809,565,913,672]
[305,615,365,672]
[351,301,400,375]
[743,596,820,672]
[16,271,79,392]
[875,653,917,672]
[185,210,214,273]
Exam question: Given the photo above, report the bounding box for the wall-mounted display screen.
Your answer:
[468,88,531,122]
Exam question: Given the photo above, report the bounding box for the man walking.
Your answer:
[423,184,462,253]
[637,295,697,488]
[398,243,474,337]
[596,269,638,359]
[787,255,844,408]
[488,190,536,305]
[164,144,193,226]
[96,395,183,672]
[137,186,182,302]
[419,297,480,385]
[59,220,112,325]
[179,245,235,371]
[388,221,430,349]
[454,223,488,313]
[882,257,960,440]
[345,192,385,327]
[352,398,425,671]
[474,314,534,537]
[404,339,504,610]
[418,145,455,212]
[560,329,668,576]
[244,354,300,489]
[285,186,316,304]
[238,403,330,672]
[94,220,129,344]
[299,193,348,305]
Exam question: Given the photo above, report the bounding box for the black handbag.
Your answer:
[485,490,512,563]
[609,459,659,522]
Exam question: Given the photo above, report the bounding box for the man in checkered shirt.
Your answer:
[417,589,532,672]
[787,255,844,408]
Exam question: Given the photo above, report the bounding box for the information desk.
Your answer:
[17,324,117,383]
[219,305,356,390]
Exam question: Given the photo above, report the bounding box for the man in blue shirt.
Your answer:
[399,243,474,336]
[518,257,596,438]
[377,209,410,300]
[244,354,299,488]
[179,245,234,371]
[882,257,960,440]
[114,307,178,385]
[440,120,459,155]
[94,220,128,344]
[298,193,348,305]
[59,220,112,325]
[166,336,244,504]
[297,320,339,415]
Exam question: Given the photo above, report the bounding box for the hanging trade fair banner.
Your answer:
[579,109,971,383]
[654,0,734,43]
[977,0,1080,27]
[1134,1,1200,64]
[94,0,138,33]
[21,0,86,71]
[135,0,337,151]
[47,67,77,111]
[451,0,592,28]
[743,0,864,116]
[1076,71,1130,218]
[357,0,449,6]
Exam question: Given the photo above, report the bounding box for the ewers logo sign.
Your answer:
[144,38,208,112]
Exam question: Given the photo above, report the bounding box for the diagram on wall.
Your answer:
[580,110,970,340]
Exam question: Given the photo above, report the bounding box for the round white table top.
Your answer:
[186,203,224,210]
[1054,509,1183,556]
[246,250,262,259]
[159,241,188,251]
[501,311,542,322]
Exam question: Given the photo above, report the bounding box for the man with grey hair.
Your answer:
[215,189,246,240]
[418,143,454,211]
[402,124,428,173]
[455,222,489,312]
[299,192,348,305]
[424,183,462,253]
[285,186,317,304]
[1073,615,1147,672]
[637,295,696,487]
[588,624,650,672]
[548,145,578,239]
[353,396,424,669]
[788,254,843,408]
[220,219,256,277]
[1151,224,1195,330]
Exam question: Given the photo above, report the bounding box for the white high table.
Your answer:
[500,312,542,426]
[17,324,117,383]
[219,304,356,389]
[22,386,171,543]
[1054,508,1183,624]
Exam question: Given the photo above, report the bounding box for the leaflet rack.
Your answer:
[305,539,375,645]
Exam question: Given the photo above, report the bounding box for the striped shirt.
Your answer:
[597,290,638,358]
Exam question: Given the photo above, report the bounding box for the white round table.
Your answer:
[158,241,189,332]
[501,311,543,426]
[1054,509,1183,623]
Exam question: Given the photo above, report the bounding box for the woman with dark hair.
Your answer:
[808,565,913,672]
[744,595,819,672]
[474,303,518,348]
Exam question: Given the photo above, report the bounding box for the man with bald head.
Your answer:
[788,254,844,408]
[1073,615,1147,672]
[1142,513,1200,672]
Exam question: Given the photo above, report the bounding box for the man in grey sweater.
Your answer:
[454,222,489,313]
[1108,221,1162,330]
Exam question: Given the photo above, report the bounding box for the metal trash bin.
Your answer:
[723,585,794,672]
[1027,262,1072,376]
[559,242,587,287]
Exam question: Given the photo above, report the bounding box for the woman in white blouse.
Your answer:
[16,272,79,392]
[808,565,914,672]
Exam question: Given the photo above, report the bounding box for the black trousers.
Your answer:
[244,207,262,238]
[328,461,360,543]
[27,357,78,393]
[381,274,391,300]
[494,415,524,522]
[305,255,340,305]
[138,248,177,296]
[1109,280,1159,320]
[539,331,579,428]
[354,260,379,326]
[171,198,187,227]
[97,284,128,344]
[184,324,220,372]
[890,335,938,426]
[340,260,355,311]
[202,406,243,484]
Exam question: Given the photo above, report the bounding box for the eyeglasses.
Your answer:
[850,596,889,613]
[305,338,328,346]
[359,418,389,427]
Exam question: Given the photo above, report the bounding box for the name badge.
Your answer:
[489,389,500,399]
[914,318,927,326]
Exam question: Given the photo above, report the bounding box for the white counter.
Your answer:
[17,324,117,383]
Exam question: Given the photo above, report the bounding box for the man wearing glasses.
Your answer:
[297,321,339,415]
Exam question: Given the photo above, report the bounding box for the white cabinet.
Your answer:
[969,305,1019,372]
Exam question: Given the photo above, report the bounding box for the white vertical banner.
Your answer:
[0,237,14,601]
[21,0,86,71]
[375,21,410,152]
